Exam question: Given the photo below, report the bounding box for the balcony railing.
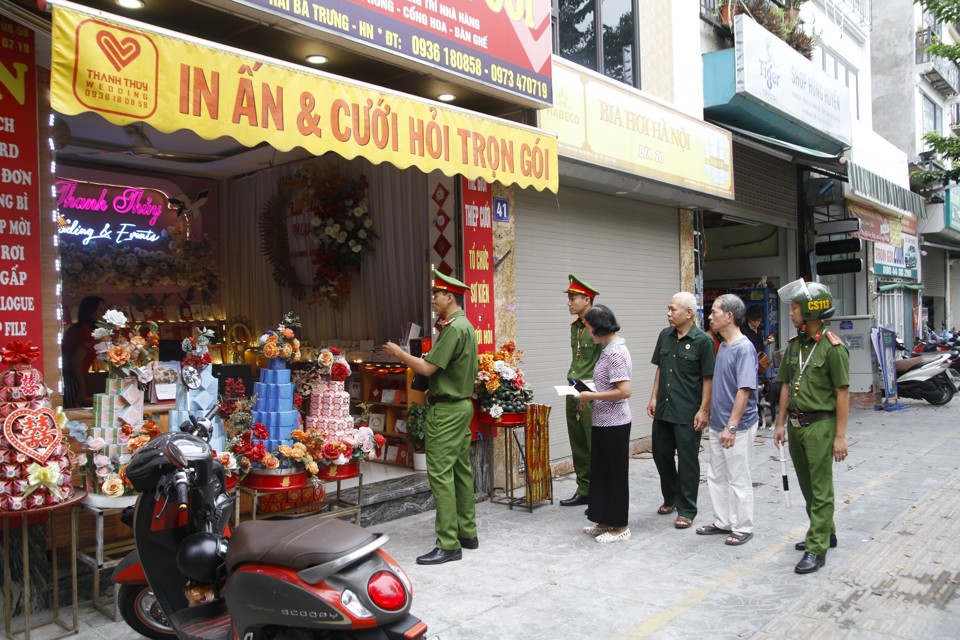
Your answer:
[917,28,960,97]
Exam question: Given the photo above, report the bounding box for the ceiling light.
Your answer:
[437,93,456,102]
[305,55,329,65]
[116,0,145,8]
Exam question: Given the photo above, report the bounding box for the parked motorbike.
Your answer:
[113,428,429,640]
[893,343,960,405]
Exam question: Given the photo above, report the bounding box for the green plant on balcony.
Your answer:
[785,21,819,60]
[721,0,818,60]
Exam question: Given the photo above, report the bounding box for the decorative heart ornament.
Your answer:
[2,408,61,464]
[96,30,142,72]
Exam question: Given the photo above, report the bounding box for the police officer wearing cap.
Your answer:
[384,270,479,565]
[773,279,849,574]
[562,275,602,507]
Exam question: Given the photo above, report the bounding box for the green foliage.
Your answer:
[406,402,428,453]
[911,0,960,188]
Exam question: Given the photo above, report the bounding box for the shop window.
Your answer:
[554,0,638,86]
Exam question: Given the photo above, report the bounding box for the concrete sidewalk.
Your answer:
[53,399,960,638]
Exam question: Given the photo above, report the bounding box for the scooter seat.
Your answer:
[226,518,376,573]
[895,353,942,374]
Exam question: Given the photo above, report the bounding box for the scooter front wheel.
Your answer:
[118,584,176,640]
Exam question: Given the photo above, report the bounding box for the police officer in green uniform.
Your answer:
[773,279,849,574]
[384,270,479,565]
[561,275,602,507]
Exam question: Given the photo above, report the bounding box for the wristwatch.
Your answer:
[726,425,738,433]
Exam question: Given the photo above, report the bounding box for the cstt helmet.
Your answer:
[777,279,835,321]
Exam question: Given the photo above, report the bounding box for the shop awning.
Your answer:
[722,124,847,174]
[879,283,924,292]
[49,1,558,193]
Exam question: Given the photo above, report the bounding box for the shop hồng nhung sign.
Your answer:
[0,15,44,367]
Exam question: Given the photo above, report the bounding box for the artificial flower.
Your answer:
[475,341,533,419]
[101,476,125,497]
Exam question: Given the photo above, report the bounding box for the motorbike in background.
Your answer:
[894,340,960,405]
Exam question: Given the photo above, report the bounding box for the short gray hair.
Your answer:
[672,291,697,312]
[715,293,746,327]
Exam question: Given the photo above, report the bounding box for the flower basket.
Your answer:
[322,461,360,480]
[241,468,309,491]
[479,410,525,426]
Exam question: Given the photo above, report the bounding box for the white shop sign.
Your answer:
[734,15,852,147]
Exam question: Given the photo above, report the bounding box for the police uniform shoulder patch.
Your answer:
[787,334,800,343]
[825,331,842,346]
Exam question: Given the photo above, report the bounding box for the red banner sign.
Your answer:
[461,176,494,353]
[234,0,553,105]
[0,16,44,369]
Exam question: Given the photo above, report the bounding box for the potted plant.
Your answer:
[782,0,808,23]
[406,402,428,472]
[716,0,742,27]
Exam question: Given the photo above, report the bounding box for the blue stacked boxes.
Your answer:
[251,365,299,451]
[168,366,225,453]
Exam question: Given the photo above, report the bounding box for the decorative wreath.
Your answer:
[259,163,377,309]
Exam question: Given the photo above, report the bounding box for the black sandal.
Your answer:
[696,524,731,536]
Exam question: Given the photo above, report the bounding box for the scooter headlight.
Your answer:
[340,589,374,619]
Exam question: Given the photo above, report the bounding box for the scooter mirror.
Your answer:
[165,440,188,469]
[181,365,202,390]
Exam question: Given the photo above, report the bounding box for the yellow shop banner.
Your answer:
[540,58,733,200]
[51,4,558,193]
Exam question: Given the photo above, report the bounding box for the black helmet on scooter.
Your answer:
[778,279,835,322]
[177,532,227,584]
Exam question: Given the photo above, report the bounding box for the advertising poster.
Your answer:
[461,176,494,354]
[0,16,44,368]
[233,0,553,104]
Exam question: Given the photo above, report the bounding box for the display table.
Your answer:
[1,491,85,640]
[73,502,135,622]
[485,406,553,512]
[236,473,362,525]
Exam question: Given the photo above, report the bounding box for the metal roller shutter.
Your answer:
[514,187,680,461]
[922,247,945,297]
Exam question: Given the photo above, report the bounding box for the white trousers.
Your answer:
[706,423,758,534]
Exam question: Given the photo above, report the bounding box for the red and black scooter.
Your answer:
[114,430,430,640]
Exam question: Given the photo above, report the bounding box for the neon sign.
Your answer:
[56,179,173,247]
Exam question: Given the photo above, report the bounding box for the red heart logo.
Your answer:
[96,31,142,72]
[2,408,61,464]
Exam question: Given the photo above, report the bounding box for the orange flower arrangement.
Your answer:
[475,341,533,419]
[257,312,302,364]
[92,309,159,380]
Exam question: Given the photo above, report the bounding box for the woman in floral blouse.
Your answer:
[575,304,633,543]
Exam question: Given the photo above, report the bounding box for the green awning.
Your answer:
[879,283,924,292]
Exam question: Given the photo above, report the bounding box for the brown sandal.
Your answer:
[674,516,693,529]
[657,504,675,515]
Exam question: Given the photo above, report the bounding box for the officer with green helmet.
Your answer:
[561,275,602,507]
[773,279,850,574]
[384,270,479,565]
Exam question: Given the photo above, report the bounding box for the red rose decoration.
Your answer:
[252,422,269,440]
[248,442,267,462]
[373,433,386,447]
[322,442,343,460]
[331,362,351,381]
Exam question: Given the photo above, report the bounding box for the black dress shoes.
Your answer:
[795,533,838,551]
[459,537,479,550]
[416,548,463,565]
[795,551,826,574]
[559,494,589,507]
